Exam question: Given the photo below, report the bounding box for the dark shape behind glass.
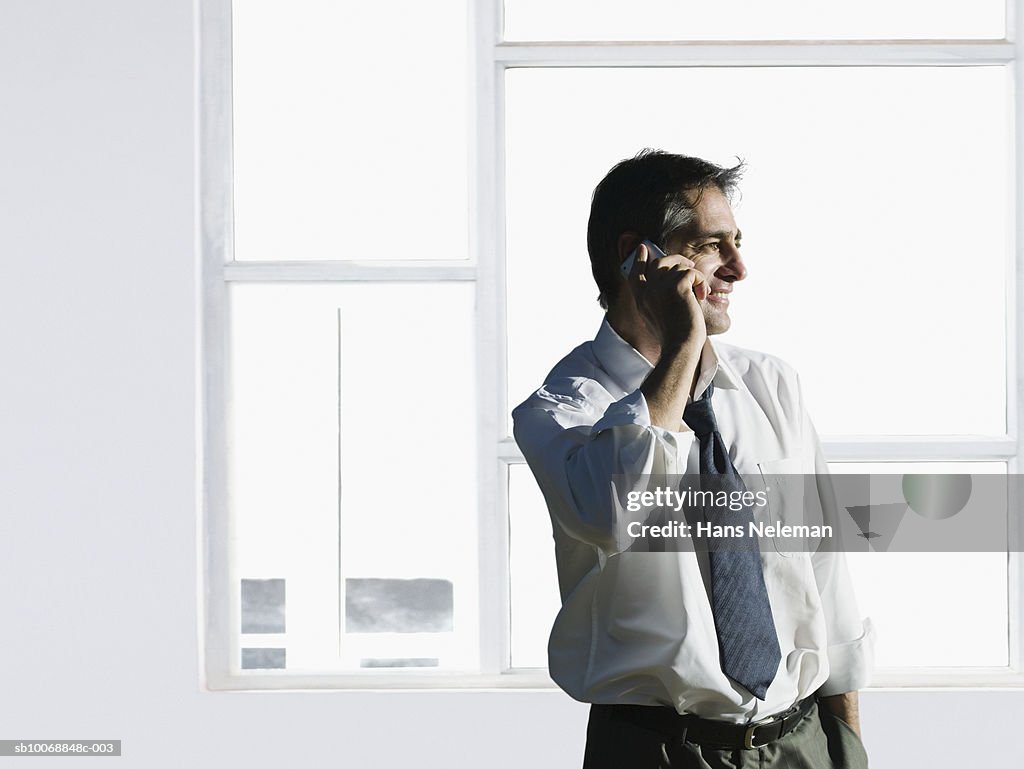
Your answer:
[240,578,286,633]
[346,578,453,633]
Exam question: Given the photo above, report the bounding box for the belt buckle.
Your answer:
[743,724,762,750]
[743,704,797,749]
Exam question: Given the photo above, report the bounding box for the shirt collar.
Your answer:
[592,317,739,396]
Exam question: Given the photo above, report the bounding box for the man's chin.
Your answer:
[705,316,731,336]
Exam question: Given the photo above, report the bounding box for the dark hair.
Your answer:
[587,149,745,309]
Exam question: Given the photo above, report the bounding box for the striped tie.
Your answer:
[683,381,782,700]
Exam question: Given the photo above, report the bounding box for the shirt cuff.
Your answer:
[591,389,650,434]
[591,389,695,437]
[818,617,876,696]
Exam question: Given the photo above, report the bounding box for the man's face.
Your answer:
[662,186,747,336]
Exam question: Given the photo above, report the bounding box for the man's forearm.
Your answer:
[640,340,702,430]
[819,690,861,737]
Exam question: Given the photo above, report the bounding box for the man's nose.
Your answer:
[716,243,747,282]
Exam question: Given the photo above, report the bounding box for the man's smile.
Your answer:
[706,288,731,305]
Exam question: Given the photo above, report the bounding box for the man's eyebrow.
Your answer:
[686,228,741,241]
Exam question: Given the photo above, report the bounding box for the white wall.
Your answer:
[0,1,1021,766]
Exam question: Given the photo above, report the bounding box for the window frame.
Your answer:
[199,0,1024,689]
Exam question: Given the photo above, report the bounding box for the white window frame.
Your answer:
[198,0,1024,689]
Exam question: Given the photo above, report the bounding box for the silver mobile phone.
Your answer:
[621,239,666,278]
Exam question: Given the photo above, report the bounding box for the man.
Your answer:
[512,149,874,768]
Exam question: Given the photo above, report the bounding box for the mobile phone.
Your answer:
[621,239,666,278]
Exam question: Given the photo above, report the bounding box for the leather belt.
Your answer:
[601,696,816,750]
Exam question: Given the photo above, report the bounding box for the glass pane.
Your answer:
[830,462,1008,668]
[229,283,478,671]
[509,465,562,668]
[504,0,1005,41]
[232,1,469,261]
[506,67,1009,436]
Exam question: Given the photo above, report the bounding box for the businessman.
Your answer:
[512,150,874,768]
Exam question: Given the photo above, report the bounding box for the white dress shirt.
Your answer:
[511,318,875,723]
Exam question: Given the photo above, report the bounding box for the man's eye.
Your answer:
[698,241,720,251]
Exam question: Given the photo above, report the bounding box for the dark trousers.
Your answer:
[582,699,868,769]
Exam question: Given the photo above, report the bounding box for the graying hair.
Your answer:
[587,149,744,310]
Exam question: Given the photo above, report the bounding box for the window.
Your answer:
[200,0,1024,688]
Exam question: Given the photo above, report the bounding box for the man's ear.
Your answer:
[617,232,642,270]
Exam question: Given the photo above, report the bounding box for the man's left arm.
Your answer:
[795,373,875,738]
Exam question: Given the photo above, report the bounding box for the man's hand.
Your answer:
[628,241,708,352]
[819,691,861,738]
[629,242,710,430]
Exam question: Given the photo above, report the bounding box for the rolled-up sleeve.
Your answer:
[512,379,694,556]
[818,617,876,696]
[590,388,650,434]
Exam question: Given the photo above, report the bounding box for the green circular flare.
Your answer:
[902,474,972,520]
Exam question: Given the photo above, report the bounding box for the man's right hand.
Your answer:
[627,242,710,429]
[628,242,707,354]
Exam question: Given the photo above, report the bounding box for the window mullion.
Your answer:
[498,438,1017,463]
[476,0,509,675]
[1008,0,1024,674]
[199,0,235,690]
[222,261,476,282]
[495,40,1014,67]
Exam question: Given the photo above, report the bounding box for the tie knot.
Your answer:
[683,382,717,437]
